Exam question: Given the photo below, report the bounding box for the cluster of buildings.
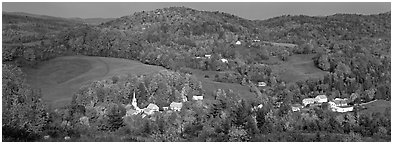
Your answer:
[291,95,354,113]
[124,92,204,118]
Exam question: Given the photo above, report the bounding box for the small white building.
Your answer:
[251,104,264,112]
[253,39,261,42]
[333,99,348,107]
[170,102,183,111]
[220,58,228,63]
[258,82,267,87]
[205,55,212,58]
[302,98,316,106]
[332,106,353,113]
[292,107,301,112]
[291,104,303,112]
[235,41,241,45]
[44,135,50,140]
[192,95,204,101]
[64,136,71,140]
[162,107,169,111]
[315,95,328,103]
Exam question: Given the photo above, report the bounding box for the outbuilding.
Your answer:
[170,102,183,111]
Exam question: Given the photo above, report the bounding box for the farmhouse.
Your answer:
[315,95,328,103]
[333,99,348,107]
[192,95,204,101]
[170,102,183,111]
[143,103,159,115]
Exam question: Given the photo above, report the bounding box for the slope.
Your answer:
[22,56,165,108]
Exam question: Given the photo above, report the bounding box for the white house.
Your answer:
[162,107,169,111]
[291,104,303,112]
[205,55,212,58]
[170,102,183,111]
[258,82,267,87]
[315,95,328,103]
[64,136,71,140]
[253,39,261,42]
[292,107,301,112]
[143,103,159,115]
[332,106,353,113]
[44,135,50,140]
[302,98,316,106]
[220,58,228,63]
[333,99,348,107]
[235,41,241,45]
[251,104,264,112]
[192,95,204,101]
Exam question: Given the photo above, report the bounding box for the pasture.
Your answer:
[359,100,391,114]
[269,54,328,83]
[23,56,164,108]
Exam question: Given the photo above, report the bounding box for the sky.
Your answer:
[2,2,391,20]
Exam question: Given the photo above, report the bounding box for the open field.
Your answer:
[23,55,257,108]
[23,55,164,108]
[269,54,328,83]
[188,69,257,101]
[359,100,391,114]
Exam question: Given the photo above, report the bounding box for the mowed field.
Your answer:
[189,69,257,101]
[23,55,164,108]
[269,54,329,83]
[359,100,391,114]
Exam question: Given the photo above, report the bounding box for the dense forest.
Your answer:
[2,7,391,142]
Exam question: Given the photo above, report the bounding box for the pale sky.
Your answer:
[2,2,391,20]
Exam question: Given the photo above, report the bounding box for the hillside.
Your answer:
[2,11,83,44]
[22,55,165,108]
[2,7,391,142]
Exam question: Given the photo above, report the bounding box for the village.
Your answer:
[120,91,204,120]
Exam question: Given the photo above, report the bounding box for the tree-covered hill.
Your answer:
[2,7,391,142]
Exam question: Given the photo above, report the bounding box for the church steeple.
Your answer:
[132,91,139,110]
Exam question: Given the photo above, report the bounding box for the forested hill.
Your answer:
[100,6,257,36]
[2,7,391,142]
[256,12,391,50]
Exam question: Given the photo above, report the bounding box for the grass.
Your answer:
[188,68,257,101]
[269,54,328,83]
[359,100,390,114]
[23,55,164,108]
